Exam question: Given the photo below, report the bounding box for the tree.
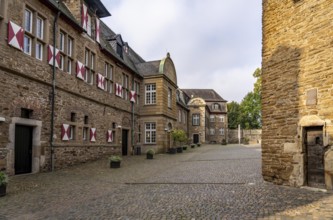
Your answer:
[227,101,241,129]
[227,68,262,129]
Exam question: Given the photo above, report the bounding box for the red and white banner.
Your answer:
[130,90,136,103]
[107,130,113,143]
[115,83,123,97]
[97,73,105,90]
[81,4,88,30]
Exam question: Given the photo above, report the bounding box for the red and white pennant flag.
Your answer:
[8,21,24,51]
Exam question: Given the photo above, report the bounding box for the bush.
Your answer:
[146,149,155,155]
[0,171,8,186]
[109,155,122,162]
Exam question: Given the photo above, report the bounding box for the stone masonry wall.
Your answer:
[262,0,333,187]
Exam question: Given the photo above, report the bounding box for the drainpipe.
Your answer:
[131,78,135,155]
[50,3,61,172]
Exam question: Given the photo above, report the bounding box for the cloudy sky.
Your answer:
[101,0,262,103]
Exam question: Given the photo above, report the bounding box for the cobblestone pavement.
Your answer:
[0,144,333,220]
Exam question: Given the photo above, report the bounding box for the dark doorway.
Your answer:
[15,125,33,175]
[305,126,325,188]
[193,134,199,144]
[122,129,128,156]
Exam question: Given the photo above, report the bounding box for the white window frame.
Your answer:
[210,115,215,122]
[67,37,73,56]
[218,115,224,122]
[67,59,72,74]
[36,16,44,39]
[219,128,225,135]
[192,114,200,126]
[24,9,32,32]
[35,42,43,60]
[83,127,88,141]
[145,84,156,105]
[145,122,156,144]
[69,125,75,140]
[87,14,92,36]
[59,32,65,52]
[210,128,215,135]
[24,35,32,55]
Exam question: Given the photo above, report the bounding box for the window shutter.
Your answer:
[8,21,24,51]
[97,73,105,90]
[90,128,96,142]
[107,130,113,143]
[48,45,60,67]
[76,61,85,80]
[115,83,123,97]
[96,18,100,43]
[61,124,70,141]
[130,90,136,103]
[82,4,88,30]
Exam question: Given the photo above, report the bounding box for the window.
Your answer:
[105,62,114,93]
[24,35,32,55]
[84,49,95,85]
[59,31,74,74]
[168,88,172,108]
[70,112,76,122]
[134,81,140,105]
[122,73,129,100]
[183,111,186,124]
[36,17,43,39]
[69,125,75,140]
[212,103,220,110]
[218,115,224,122]
[210,115,215,122]
[21,108,33,119]
[178,110,182,122]
[219,128,225,135]
[192,114,200,126]
[145,123,156,144]
[83,127,88,141]
[24,9,32,32]
[210,128,215,135]
[87,14,92,36]
[145,84,156,104]
[23,7,45,60]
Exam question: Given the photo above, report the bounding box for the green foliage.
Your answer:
[228,68,262,129]
[0,171,8,186]
[171,129,187,146]
[227,101,241,129]
[109,155,122,162]
[146,149,155,155]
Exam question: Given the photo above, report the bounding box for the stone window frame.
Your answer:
[145,83,156,105]
[122,73,129,100]
[219,128,225,135]
[145,122,156,144]
[178,110,182,122]
[210,128,215,135]
[192,114,200,126]
[23,5,47,61]
[84,48,95,85]
[104,62,114,93]
[167,87,172,108]
[218,115,224,123]
[134,80,140,105]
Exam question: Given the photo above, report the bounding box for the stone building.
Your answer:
[262,0,333,189]
[182,89,228,144]
[0,0,227,175]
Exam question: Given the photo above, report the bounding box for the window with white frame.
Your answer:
[145,122,156,143]
[192,114,200,126]
[212,103,220,110]
[105,62,114,93]
[210,115,215,122]
[58,31,74,73]
[85,48,95,85]
[210,128,215,135]
[219,128,225,135]
[168,87,172,108]
[24,7,46,60]
[69,125,75,140]
[218,115,224,122]
[87,13,92,36]
[145,84,156,104]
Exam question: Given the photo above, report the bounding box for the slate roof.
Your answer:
[182,89,227,102]
[135,61,161,76]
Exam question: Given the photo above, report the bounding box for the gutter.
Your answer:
[50,2,61,172]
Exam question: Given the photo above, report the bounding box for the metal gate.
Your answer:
[305,126,325,188]
[15,125,33,174]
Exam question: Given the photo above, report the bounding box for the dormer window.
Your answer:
[212,103,220,110]
[117,43,123,59]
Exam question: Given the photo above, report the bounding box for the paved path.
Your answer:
[0,144,333,219]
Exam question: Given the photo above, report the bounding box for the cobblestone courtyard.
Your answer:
[0,144,333,219]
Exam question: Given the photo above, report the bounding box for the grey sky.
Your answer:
[102,0,262,103]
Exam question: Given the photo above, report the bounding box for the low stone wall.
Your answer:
[228,129,262,144]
